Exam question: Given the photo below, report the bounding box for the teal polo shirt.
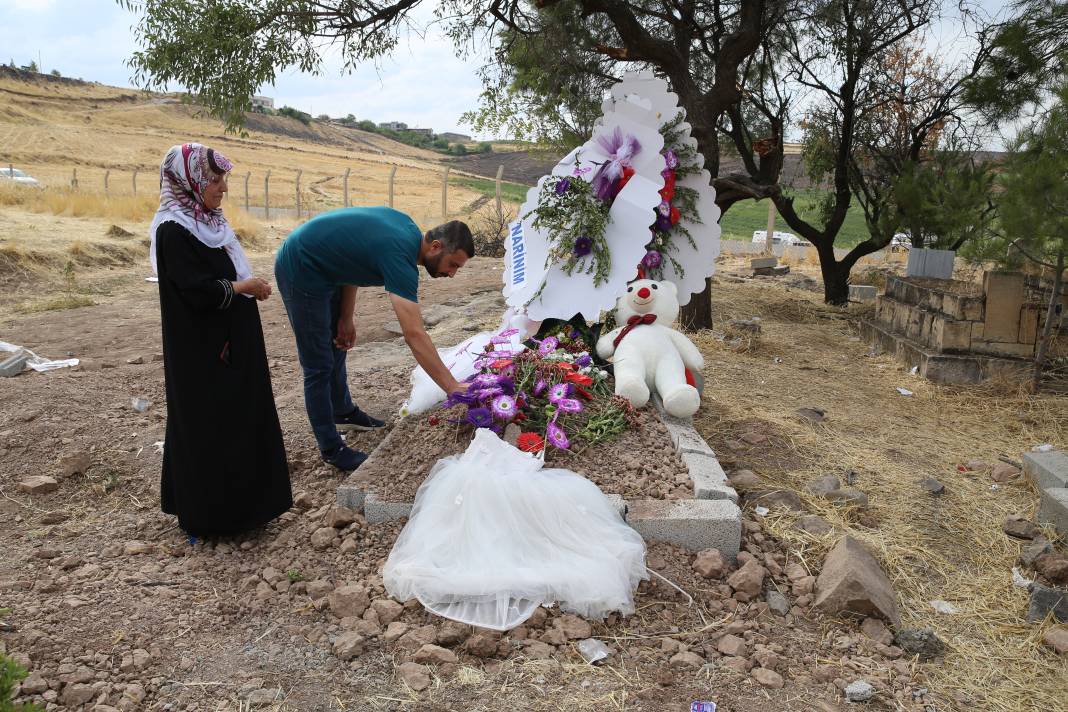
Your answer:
[275,206,422,301]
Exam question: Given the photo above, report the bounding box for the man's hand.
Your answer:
[446,380,467,396]
[335,317,356,350]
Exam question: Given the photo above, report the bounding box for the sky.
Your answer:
[0,0,491,136]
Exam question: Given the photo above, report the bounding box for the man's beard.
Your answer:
[424,253,445,278]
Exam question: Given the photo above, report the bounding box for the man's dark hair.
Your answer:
[425,220,475,258]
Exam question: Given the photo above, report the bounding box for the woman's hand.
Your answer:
[233,277,272,301]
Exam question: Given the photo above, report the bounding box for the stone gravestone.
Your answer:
[905,248,955,280]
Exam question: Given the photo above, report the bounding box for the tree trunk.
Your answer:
[680,277,713,331]
[1032,251,1066,393]
[814,242,850,305]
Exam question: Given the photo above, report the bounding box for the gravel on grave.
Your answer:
[347,407,692,503]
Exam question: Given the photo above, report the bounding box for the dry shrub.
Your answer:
[471,203,517,258]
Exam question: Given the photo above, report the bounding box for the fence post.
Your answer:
[132,168,139,195]
[244,172,251,213]
[71,168,78,190]
[295,169,302,219]
[764,199,776,257]
[343,167,351,208]
[264,170,271,221]
[388,165,397,208]
[441,166,451,218]
[7,164,12,178]
[104,170,110,196]
[494,164,504,221]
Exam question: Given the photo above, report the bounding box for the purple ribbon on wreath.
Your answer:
[590,127,641,202]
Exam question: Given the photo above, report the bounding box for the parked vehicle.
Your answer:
[0,167,41,187]
[890,233,911,251]
[752,230,811,248]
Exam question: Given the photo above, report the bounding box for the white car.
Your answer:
[0,167,41,187]
[890,233,911,251]
[752,230,810,247]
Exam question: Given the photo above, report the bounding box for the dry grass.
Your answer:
[694,271,1068,711]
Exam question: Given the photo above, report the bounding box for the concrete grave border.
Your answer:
[1024,449,1068,538]
[337,397,742,557]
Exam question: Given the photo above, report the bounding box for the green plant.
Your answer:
[0,652,44,712]
[286,569,304,583]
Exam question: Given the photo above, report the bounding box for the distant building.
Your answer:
[404,128,434,137]
[438,132,472,143]
[251,95,274,112]
[379,121,408,131]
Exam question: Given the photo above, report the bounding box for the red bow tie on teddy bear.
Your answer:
[613,313,657,348]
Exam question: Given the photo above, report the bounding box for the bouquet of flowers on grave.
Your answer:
[641,114,703,281]
[438,325,638,454]
[526,128,643,297]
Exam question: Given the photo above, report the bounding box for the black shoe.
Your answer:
[335,407,385,432]
[323,445,368,472]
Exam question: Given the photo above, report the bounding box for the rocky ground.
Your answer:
[2,248,1065,711]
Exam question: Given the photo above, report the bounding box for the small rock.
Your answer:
[246,688,281,706]
[1003,515,1041,540]
[306,579,334,600]
[727,559,767,597]
[796,407,826,423]
[397,625,438,652]
[371,599,403,625]
[795,515,833,536]
[1027,584,1068,623]
[329,585,370,619]
[465,632,499,658]
[823,488,869,507]
[860,618,894,646]
[991,462,1021,482]
[18,476,58,495]
[806,475,841,497]
[383,621,409,643]
[693,549,727,579]
[845,680,875,702]
[20,673,48,695]
[310,526,336,549]
[748,488,805,512]
[669,651,705,669]
[751,667,784,688]
[436,621,470,646]
[333,631,365,660]
[1035,553,1068,585]
[729,470,761,488]
[1042,627,1068,655]
[919,477,945,495]
[61,683,96,706]
[965,459,991,472]
[523,640,553,659]
[814,536,901,627]
[894,628,945,660]
[123,540,153,555]
[766,591,791,616]
[57,451,91,478]
[397,661,431,691]
[717,634,746,657]
[1020,537,1053,568]
[555,614,592,640]
[325,507,358,529]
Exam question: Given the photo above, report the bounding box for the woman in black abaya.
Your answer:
[151,143,291,537]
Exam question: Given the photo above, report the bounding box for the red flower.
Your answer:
[565,372,593,387]
[516,432,545,453]
[555,362,575,371]
[512,412,527,423]
[574,386,593,400]
[617,166,636,191]
[491,359,513,369]
[659,171,676,202]
[516,396,526,408]
[670,205,681,225]
[427,415,440,426]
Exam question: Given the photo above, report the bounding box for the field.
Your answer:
[719,189,873,247]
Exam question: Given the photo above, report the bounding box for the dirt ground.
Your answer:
[1,213,1066,711]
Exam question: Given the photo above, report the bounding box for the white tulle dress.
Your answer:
[383,428,648,631]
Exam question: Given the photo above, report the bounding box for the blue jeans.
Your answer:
[275,264,355,454]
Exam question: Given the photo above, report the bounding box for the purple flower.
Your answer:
[556,398,583,413]
[538,337,559,356]
[554,177,571,195]
[546,420,570,449]
[575,353,592,368]
[466,407,493,428]
[642,250,663,269]
[548,382,571,404]
[472,373,501,387]
[475,387,503,401]
[658,200,672,217]
[572,236,593,258]
[664,149,679,169]
[533,379,548,396]
[491,395,517,419]
[591,127,642,201]
[655,212,673,232]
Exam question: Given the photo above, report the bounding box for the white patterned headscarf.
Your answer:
[149,143,253,282]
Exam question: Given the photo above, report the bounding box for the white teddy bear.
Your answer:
[596,279,705,418]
